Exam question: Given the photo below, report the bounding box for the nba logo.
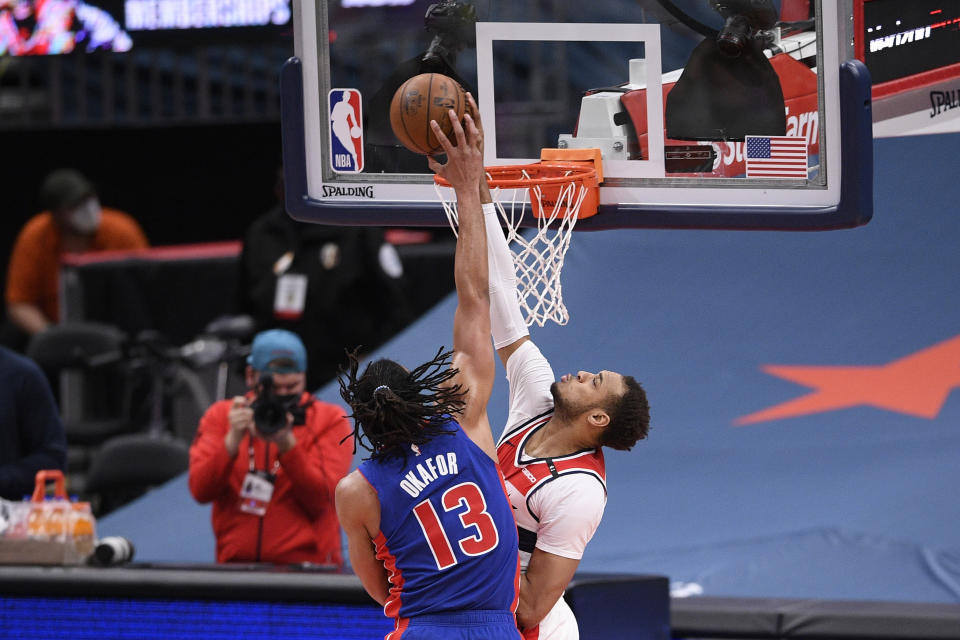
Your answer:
[328,89,364,173]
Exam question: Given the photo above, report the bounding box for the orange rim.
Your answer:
[434,163,597,189]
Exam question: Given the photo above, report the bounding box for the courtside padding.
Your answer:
[1,567,958,639]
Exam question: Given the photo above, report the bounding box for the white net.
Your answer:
[435,167,591,327]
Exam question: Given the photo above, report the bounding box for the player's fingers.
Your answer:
[466,93,481,128]
[430,119,455,156]
[427,154,444,174]
[463,113,480,149]
[465,95,484,155]
[447,109,468,149]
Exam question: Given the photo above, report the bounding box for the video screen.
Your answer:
[0,0,292,56]
[4,595,393,639]
[862,0,960,85]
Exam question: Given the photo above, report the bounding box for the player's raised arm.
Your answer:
[427,105,497,460]
[463,94,555,431]
[467,95,532,368]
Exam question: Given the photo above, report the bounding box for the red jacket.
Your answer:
[188,392,353,566]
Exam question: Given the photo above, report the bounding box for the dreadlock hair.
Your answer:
[338,346,466,462]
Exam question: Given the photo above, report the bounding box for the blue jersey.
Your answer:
[358,420,520,620]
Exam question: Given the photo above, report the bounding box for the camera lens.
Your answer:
[253,399,290,434]
[92,536,135,566]
[718,14,751,57]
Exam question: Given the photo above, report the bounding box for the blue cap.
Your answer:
[247,329,307,373]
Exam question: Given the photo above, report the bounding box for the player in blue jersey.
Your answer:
[335,98,522,640]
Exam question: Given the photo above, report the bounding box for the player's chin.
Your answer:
[549,381,562,403]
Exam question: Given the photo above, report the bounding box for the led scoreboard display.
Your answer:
[861,0,960,86]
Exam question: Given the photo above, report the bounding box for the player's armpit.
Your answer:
[503,341,556,424]
[335,472,389,605]
[516,548,581,631]
[496,336,530,368]
[449,351,497,461]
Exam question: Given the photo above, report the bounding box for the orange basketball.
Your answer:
[390,73,466,155]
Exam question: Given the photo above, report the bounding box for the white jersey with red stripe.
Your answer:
[497,410,607,571]
[495,341,608,640]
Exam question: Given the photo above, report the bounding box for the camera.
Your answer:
[710,0,778,57]
[422,1,477,65]
[424,1,477,46]
[91,536,135,566]
[251,374,308,435]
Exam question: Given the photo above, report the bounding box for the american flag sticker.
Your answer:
[745,135,808,179]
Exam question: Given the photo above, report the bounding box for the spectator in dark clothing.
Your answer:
[239,175,413,391]
[0,345,67,499]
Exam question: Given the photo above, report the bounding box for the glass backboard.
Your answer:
[281,0,873,230]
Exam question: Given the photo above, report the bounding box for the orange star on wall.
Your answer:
[735,334,960,425]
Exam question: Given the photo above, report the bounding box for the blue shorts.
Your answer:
[387,610,521,640]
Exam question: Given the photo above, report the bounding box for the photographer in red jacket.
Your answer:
[188,330,353,566]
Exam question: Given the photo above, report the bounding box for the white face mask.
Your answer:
[67,198,102,235]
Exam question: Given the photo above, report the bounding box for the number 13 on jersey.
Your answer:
[412,481,501,570]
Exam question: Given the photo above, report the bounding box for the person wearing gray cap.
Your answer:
[4,169,148,342]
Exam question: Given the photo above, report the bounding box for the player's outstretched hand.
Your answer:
[428,103,483,194]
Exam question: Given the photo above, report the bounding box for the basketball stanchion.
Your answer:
[435,159,600,327]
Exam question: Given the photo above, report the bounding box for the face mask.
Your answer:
[67,198,102,235]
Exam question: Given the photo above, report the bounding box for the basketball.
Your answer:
[390,73,466,155]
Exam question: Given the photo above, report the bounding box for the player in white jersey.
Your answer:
[475,151,651,639]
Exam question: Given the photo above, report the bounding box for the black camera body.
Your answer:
[710,0,778,57]
[251,374,309,435]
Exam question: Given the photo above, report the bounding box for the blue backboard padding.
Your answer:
[104,131,960,602]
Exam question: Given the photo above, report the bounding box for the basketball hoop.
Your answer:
[434,162,600,327]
